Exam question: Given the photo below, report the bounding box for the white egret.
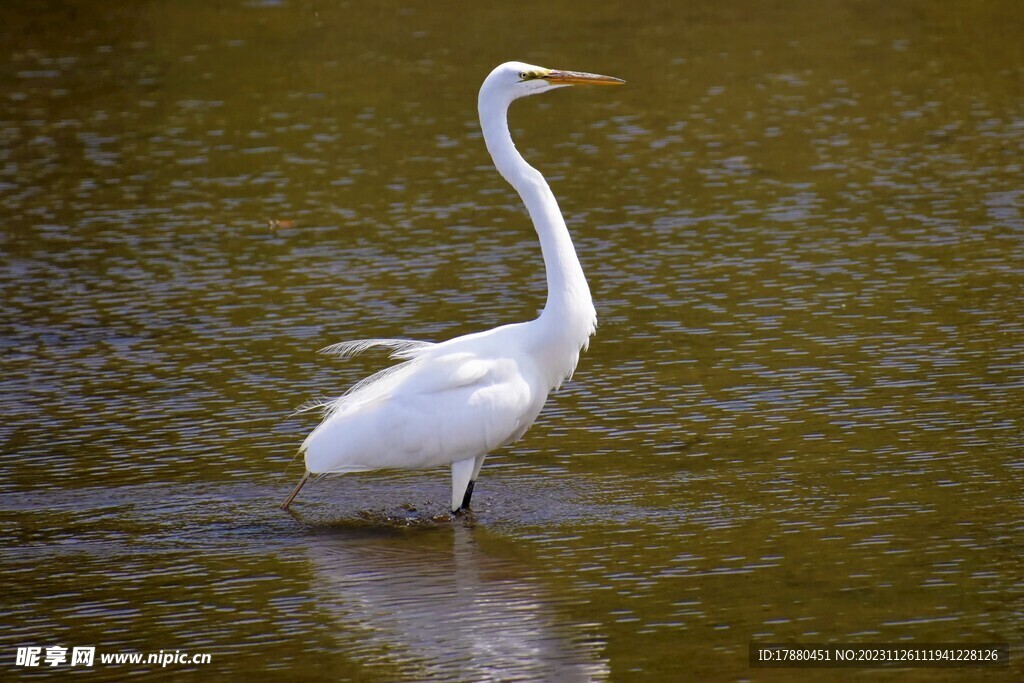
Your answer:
[282,61,624,514]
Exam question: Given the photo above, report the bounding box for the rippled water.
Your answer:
[2,1,1022,680]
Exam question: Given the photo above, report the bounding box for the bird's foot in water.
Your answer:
[432,507,476,524]
[455,506,477,526]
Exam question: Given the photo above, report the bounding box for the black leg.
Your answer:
[459,479,476,511]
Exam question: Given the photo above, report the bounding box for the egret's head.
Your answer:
[481,61,624,104]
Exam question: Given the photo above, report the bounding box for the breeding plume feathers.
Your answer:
[319,338,435,360]
[299,340,434,418]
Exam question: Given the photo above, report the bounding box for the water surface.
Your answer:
[2,0,1022,680]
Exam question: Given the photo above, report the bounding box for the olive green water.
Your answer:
[2,1,1022,680]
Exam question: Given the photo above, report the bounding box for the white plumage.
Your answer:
[281,61,624,514]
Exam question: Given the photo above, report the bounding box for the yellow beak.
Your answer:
[543,69,625,86]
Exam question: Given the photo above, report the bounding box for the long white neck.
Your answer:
[478,93,597,356]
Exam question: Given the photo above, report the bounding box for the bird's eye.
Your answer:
[519,71,528,80]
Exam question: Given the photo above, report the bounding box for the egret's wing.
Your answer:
[406,358,537,452]
[302,352,540,473]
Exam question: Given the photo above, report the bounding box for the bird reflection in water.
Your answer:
[303,524,609,681]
